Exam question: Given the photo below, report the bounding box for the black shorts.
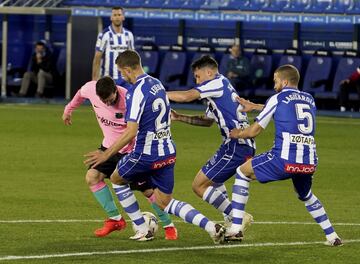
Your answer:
[90,146,153,192]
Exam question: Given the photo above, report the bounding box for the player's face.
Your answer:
[193,68,212,85]
[273,72,288,93]
[118,67,134,84]
[101,91,118,106]
[111,9,125,27]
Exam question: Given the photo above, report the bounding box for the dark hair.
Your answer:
[35,41,46,47]
[112,6,124,11]
[115,50,141,69]
[275,64,300,86]
[191,55,218,72]
[96,76,116,100]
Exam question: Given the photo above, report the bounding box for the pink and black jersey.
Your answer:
[63,81,134,154]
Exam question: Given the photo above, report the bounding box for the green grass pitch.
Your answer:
[0,104,359,263]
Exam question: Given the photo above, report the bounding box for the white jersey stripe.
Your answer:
[129,80,145,122]
[158,138,165,157]
[166,138,175,154]
[143,132,152,155]
[309,144,315,165]
[281,132,290,160]
[296,143,304,163]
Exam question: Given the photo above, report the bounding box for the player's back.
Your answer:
[272,88,317,165]
[126,74,175,158]
[196,74,255,148]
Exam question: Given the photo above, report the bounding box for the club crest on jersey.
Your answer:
[115,113,123,119]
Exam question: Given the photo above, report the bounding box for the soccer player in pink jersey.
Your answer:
[62,76,178,240]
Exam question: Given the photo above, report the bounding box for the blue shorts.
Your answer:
[117,152,175,194]
[252,151,315,199]
[202,140,255,183]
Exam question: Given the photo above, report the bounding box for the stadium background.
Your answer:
[0,1,360,263]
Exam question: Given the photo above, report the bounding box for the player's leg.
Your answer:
[110,169,153,241]
[86,169,126,237]
[192,170,232,216]
[226,158,255,240]
[152,165,226,244]
[131,180,178,240]
[292,175,342,246]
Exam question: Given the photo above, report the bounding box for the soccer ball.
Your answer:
[132,211,159,235]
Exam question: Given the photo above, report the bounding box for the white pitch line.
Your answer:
[0,219,360,226]
[1,239,359,261]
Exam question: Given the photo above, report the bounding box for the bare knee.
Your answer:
[154,189,172,210]
[142,188,154,198]
[192,171,212,198]
[85,169,103,186]
[109,170,127,185]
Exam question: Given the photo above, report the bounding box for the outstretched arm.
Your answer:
[62,89,87,125]
[167,89,200,103]
[237,97,264,112]
[171,109,214,127]
[84,121,138,167]
[230,122,263,139]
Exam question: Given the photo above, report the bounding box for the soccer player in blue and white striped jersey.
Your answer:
[92,7,134,89]
[228,64,342,246]
[86,50,226,243]
[167,55,255,235]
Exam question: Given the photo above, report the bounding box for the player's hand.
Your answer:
[62,113,72,125]
[229,128,243,139]
[170,109,180,121]
[236,97,254,112]
[84,150,108,168]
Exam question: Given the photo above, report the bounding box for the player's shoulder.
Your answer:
[82,80,97,91]
[116,85,128,96]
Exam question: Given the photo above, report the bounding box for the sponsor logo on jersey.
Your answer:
[96,114,124,127]
[290,134,315,145]
[153,128,171,140]
[285,163,316,174]
[152,156,176,169]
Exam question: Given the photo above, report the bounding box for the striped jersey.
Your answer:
[194,74,255,149]
[95,25,134,81]
[255,88,318,165]
[125,74,176,157]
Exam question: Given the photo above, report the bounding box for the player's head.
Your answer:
[35,41,46,54]
[230,44,241,58]
[96,76,118,105]
[273,64,300,93]
[191,55,219,85]
[116,50,143,84]
[111,7,125,27]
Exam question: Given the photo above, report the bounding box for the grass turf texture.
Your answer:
[0,104,359,263]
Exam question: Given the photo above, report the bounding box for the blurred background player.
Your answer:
[225,44,251,94]
[62,76,177,240]
[339,66,360,112]
[16,41,55,98]
[227,65,342,246]
[85,50,226,244]
[92,6,134,89]
[167,55,254,237]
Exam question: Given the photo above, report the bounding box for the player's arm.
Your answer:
[84,121,138,168]
[171,109,214,127]
[167,89,200,103]
[62,89,87,125]
[236,97,264,112]
[92,50,103,81]
[230,122,263,139]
